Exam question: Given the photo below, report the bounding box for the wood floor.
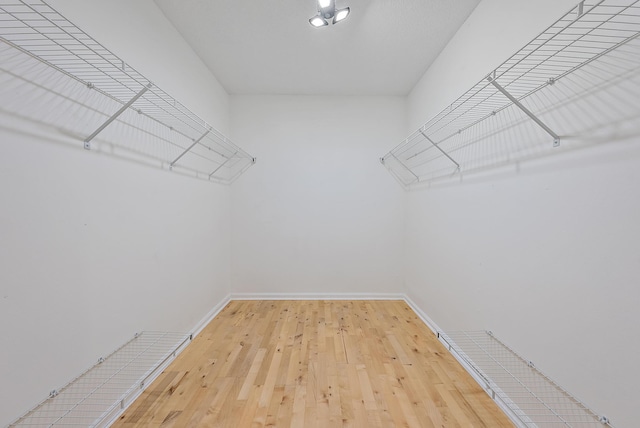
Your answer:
[113,300,513,427]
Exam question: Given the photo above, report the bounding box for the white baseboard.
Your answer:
[230,292,406,301]
[401,294,442,335]
[190,294,232,338]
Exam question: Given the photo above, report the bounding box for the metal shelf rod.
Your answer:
[170,129,210,167]
[419,130,460,168]
[83,83,151,149]
[487,74,561,146]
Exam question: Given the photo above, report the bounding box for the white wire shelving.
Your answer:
[8,331,191,428]
[438,330,611,428]
[381,0,640,188]
[0,0,255,184]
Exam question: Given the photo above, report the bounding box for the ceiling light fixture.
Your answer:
[309,0,350,28]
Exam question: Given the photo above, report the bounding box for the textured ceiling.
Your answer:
[154,0,480,96]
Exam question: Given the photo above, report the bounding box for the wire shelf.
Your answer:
[381,0,640,187]
[438,330,611,428]
[0,0,255,184]
[8,331,191,428]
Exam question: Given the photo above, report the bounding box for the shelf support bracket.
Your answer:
[169,129,210,168]
[487,75,560,147]
[419,130,460,169]
[84,83,152,150]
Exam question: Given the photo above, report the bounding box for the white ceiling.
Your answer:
[153,0,480,96]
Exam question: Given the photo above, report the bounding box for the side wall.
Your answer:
[230,95,406,295]
[0,1,231,424]
[405,1,639,426]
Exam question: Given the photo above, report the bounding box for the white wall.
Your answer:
[0,1,231,424]
[405,1,639,426]
[229,95,406,295]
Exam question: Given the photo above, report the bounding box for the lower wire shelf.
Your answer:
[438,330,611,428]
[9,331,191,427]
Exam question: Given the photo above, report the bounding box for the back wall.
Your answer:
[230,95,406,295]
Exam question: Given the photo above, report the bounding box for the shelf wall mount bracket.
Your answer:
[83,83,153,150]
[487,73,560,147]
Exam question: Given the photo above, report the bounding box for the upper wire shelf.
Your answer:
[381,0,640,188]
[0,0,255,184]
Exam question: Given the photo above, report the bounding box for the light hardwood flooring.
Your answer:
[112,300,513,427]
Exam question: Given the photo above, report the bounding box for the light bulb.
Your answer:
[309,16,328,27]
[334,7,350,23]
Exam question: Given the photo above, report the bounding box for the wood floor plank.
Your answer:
[112,300,513,427]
